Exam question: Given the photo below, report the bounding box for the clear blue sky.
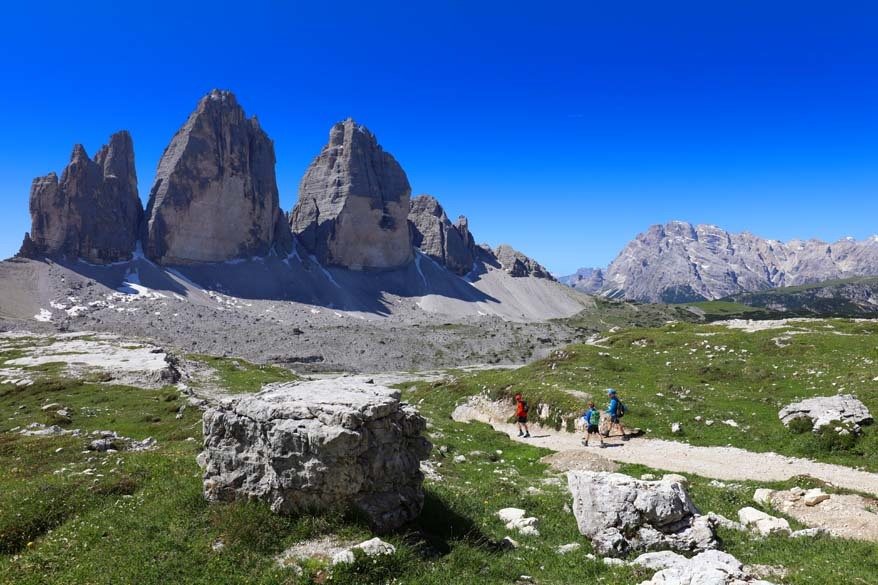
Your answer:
[1,1,876,274]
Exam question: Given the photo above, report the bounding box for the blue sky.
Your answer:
[1,1,876,274]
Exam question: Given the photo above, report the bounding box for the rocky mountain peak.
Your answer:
[408,195,475,275]
[560,267,605,293]
[593,221,878,302]
[19,131,142,264]
[143,89,291,264]
[69,143,90,163]
[493,244,553,279]
[291,119,412,270]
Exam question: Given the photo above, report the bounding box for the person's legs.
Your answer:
[523,421,530,437]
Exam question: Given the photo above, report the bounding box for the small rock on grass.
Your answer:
[331,537,396,565]
[662,473,688,486]
[753,488,774,505]
[738,507,791,536]
[556,543,581,554]
[803,488,830,507]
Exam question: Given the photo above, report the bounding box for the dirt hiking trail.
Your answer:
[453,405,878,498]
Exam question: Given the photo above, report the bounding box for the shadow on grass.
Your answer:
[405,490,501,558]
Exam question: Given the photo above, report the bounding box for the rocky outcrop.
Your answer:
[634,550,778,585]
[594,221,878,302]
[409,195,475,275]
[559,267,604,293]
[199,379,432,532]
[144,89,291,264]
[779,394,872,431]
[20,132,142,263]
[567,471,717,557]
[291,119,412,270]
[493,244,553,279]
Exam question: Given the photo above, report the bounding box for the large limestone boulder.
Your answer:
[20,132,142,263]
[290,119,413,270]
[144,89,291,264]
[567,471,717,556]
[199,379,431,532]
[409,194,475,275]
[778,394,872,430]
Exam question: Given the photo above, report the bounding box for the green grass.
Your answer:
[2,327,878,584]
[682,300,776,321]
[427,318,878,471]
[187,354,299,394]
[399,381,878,584]
[557,297,702,332]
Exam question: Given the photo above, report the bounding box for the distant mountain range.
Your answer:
[563,221,878,303]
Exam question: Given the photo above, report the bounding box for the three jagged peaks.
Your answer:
[18,89,551,281]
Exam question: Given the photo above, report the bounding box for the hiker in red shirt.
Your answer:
[514,393,531,438]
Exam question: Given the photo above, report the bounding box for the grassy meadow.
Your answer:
[1,320,877,584]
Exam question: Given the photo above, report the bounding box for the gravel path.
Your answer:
[458,408,878,497]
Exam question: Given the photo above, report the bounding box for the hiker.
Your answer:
[514,393,530,438]
[605,388,628,441]
[580,401,604,447]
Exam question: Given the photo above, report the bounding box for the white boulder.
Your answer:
[737,507,791,536]
[803,489,830,507]
[331,537,396,565]
[199,379,432,532]
[753,489,775,506]
[497,507,540,536]
[638,549,778,585]
[567,471,717,556]
[779,394,872,430]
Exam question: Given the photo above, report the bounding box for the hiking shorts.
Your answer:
[517,416,528,424]
[610,416,621,424]
[587,424,599,434]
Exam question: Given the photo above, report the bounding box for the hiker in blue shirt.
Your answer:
[605,388,629,441]
[580,401,604,448]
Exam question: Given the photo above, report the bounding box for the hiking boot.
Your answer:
[524,432,531,438]
[580,439,588,447]
[621,434,629,442]
[599,443,605,448]
[517,431,523,437]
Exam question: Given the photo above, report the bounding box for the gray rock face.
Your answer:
[560,267,605,293]
[599,221,878,302]
[409,195,475,275]
[144,89,291,264]
[291,119,413,270]
[567,471,717,557]
[20,132,142,263]
[779,394,872,430]
[199,379,432,532]
[493,244,553,279]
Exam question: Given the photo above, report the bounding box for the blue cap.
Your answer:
[607,388,617,395]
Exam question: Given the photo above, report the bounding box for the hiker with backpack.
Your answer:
[580,401,604,447]
[514,393,531,438]
[605,388,629,441]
